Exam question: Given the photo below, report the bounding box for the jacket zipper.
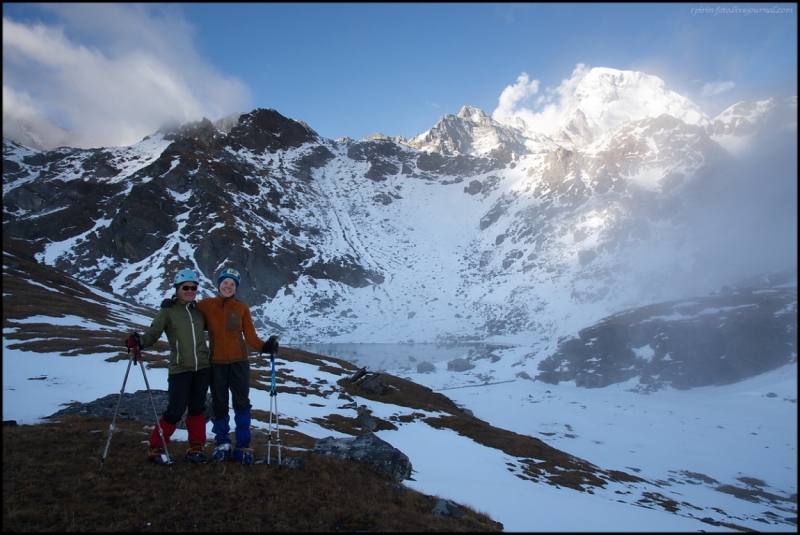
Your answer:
[185,305,199,371]
[220,297,231,361]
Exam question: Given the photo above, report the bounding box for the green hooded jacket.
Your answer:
[140,297,210,374]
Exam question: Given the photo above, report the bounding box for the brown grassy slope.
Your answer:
[2,416,502,532]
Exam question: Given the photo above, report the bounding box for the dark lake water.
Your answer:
[293,342,485,372]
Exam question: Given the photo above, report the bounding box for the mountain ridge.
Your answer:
[3,67,797,388]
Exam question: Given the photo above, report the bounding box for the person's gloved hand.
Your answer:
[125,332,144,350]
[262,335,279,355]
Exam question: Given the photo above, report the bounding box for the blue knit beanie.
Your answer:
[217,268,241,289]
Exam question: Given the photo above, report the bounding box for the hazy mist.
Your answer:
[690,126,797,285]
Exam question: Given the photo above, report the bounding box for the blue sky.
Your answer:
[2,2,797,148]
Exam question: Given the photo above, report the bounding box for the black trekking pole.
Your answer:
[100,342,138,468]
[136,345,173,469]
[267,347,281,467]
[101,339,173,469]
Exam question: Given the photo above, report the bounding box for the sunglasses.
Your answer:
[180,285,198,292]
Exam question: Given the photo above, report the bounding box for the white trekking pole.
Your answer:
[267,346,281,467]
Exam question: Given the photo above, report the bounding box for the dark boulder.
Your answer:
[313,432,412,482]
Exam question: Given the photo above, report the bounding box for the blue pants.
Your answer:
[210,361,251,447]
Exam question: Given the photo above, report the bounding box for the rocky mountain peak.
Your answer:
[403,69,720,158]
[161,117,223,149]
[227,108,320,154]
[404,105,528,157]
[456,105,493,125]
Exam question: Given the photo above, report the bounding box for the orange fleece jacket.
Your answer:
[197,295,266,364]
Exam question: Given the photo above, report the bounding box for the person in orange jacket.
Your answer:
[197,267,278,465]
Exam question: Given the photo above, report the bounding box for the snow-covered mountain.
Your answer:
[3,67,797,386]
[405,105,545,157]
[551,67,710,145]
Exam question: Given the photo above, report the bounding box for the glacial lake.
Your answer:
[293,343,487,372]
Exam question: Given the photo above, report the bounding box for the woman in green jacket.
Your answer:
[127,268,211,465]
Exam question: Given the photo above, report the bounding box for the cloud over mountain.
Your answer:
[2,5,250,150]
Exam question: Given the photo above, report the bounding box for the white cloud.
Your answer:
[2,5,251,149]
[701,80,736,98]
[494,72,540,117]
[492,63,590,135]
[2,86,76,150]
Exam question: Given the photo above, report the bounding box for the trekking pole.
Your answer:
[137,345,173,470]
[267,347,281,467]
[100,344,137,468]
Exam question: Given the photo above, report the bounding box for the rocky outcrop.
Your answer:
[313,432,412,482]
[416,361,435,373]
[447,358,475,372]
[432,499,465,518]
[306,257,385,289]
[349,367,389,394]
[535,274,798,390]
[45,389,213,428]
